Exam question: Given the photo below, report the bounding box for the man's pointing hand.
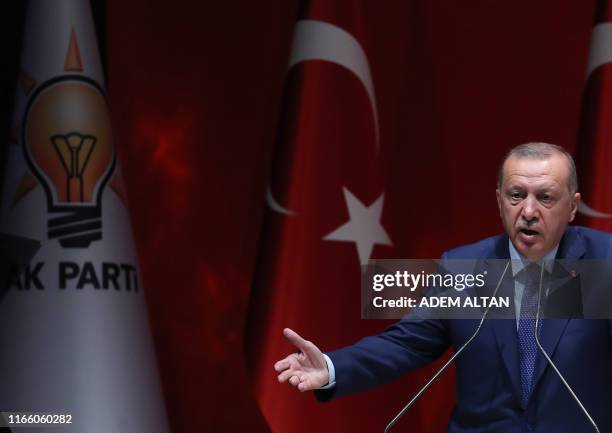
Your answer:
[274,328,329,392]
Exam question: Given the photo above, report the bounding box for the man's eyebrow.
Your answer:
[536,183,560,191]
[505,184,523,189]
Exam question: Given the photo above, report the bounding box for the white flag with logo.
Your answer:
[0,1,169,432]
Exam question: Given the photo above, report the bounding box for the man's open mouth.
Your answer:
[519,228,539,236]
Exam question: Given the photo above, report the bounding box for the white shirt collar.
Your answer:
[508,239,558,277]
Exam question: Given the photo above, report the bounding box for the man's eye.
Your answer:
[510,192,521,199]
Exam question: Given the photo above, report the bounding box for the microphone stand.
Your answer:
[383,261,510,433]
[534,264,599,433]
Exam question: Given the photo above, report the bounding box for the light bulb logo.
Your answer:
[23,75,116,248]
[51,132,96,202]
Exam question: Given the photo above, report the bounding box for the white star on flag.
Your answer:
[323,187,392,264]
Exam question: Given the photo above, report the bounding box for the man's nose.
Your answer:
[521,196,539,221]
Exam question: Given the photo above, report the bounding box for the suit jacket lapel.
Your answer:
[531,227,585,396]
[557,226,586,261]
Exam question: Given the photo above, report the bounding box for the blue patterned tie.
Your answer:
[517,263,542,407]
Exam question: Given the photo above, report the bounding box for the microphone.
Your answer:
[383,260,511,433]
[533,264,600,433]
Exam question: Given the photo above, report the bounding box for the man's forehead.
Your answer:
[503,176,563,190]
[502,155,569,184]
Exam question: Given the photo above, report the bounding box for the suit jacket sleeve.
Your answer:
[315,313,450,401]
[315,253,460,401]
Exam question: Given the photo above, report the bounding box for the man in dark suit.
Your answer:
[274,142,612,432]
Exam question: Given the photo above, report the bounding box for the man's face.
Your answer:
[496,154,581,261]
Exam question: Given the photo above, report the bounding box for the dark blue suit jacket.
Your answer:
[318,226,612,433]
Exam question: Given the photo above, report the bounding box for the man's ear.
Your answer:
[568,192,581,222]
[496,188,502,217]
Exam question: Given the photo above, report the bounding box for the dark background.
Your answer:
[0,1,598,432]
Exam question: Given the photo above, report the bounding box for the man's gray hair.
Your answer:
[497,142,578,194]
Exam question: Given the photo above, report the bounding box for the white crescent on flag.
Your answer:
[266,19,380,216]
[586,23,612,80]
[288,19,379,148]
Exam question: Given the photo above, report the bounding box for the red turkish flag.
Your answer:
[576,0,612,229]
[245,2,451,432]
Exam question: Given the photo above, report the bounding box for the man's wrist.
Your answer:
[319,354,336,389]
